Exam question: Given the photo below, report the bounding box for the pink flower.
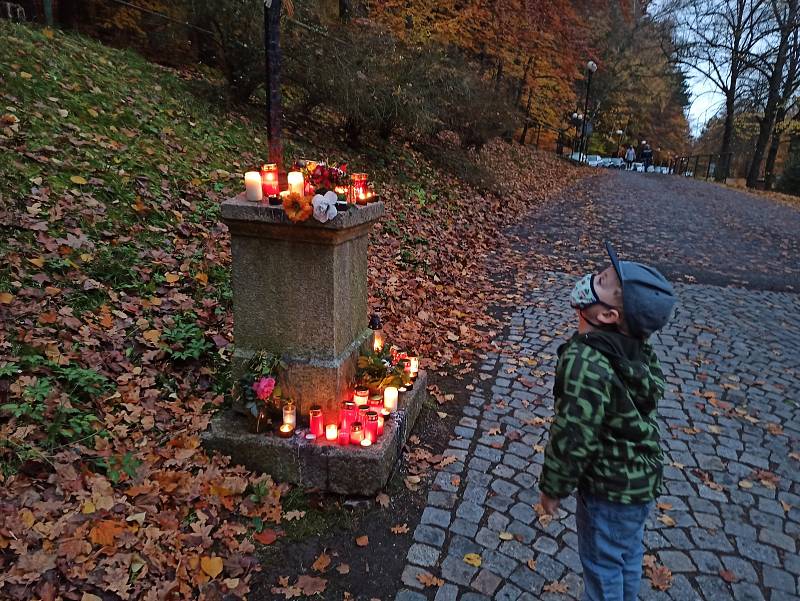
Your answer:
[252,377,276,401]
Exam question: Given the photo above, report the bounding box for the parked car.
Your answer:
[585,155,603,167]
[608,158,625,169]
[632,162,645,172]
[569,152,582,162]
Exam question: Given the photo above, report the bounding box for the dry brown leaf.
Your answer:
[200,556,224,578]
[463,553,482,567]
[297,575,327,595]
[375,492,390,508]
[498,532,514,541]
[312,552,331,573]
[391,523,410,534]
[648,565,672,591]
[656,502,673,511]
[88,520,125,547]
[417,572,445,587]
[657,514,676,527]
[543,580,569,593]
[527,559,537,571]
[355,535,369,547]
[254,529,278,545]
[719,569,739,583]
[336,563,350,575]
[283,510,306,521]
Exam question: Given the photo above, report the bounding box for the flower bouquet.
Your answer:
[238,351,287,433]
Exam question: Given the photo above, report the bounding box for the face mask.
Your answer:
[570,274,603,309]
[570,273,621,329]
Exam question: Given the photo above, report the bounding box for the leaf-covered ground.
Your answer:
[0,21,585,599]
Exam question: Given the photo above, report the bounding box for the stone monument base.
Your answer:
[202,371,427,496]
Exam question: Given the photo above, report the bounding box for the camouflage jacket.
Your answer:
[540,331,666,504]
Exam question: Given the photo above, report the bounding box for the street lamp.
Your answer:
[578,60,598,163]
[615,129,624,157]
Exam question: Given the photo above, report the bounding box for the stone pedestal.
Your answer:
[221,195,384,418]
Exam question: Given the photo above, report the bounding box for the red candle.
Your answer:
[368,396,383,411]
[340,401,356,431]
[358,404,370,425]
[378,408,390,436]
[260,163,279,197]
[365,411,379,443]
[338,427,350,446]
[350,173,368,205]
[309,406,324,438]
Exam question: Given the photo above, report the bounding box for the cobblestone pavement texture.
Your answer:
[395,173,800,600]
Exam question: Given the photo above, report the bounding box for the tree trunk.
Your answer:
[494,59,504,92]
[716,87,737,182]
[339,0,351,22]
[519,88,533,143]
[747,1,797,188]
[265,0,284,182]
[764,109,786,189]
[516,56,533,105]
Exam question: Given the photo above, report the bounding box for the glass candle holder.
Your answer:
[350,173,368,204]
[260,163,279,197]
[309,405,324,437]
[350,423,364,445]
[373,330,384,353]
[245,171,263,202]
[325,424,338,441]
[357,404,370,425]
[287,171,304,196]
[283,402,296,428]
[277,423,294,438]
[384,386,398,412]
[340,400,356,431]
[365,411,379,443]
[354,386,370,405]
[337,427,350,446]
[409,356,420,375]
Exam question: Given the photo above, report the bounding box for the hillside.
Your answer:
[0,20,584,598]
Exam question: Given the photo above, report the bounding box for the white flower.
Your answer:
[312,191,338,223]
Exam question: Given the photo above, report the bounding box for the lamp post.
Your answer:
[578,60,597,163]
[572,111,581,156]
[615,129,624,157]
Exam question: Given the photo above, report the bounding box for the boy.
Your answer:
[538,242,676,601]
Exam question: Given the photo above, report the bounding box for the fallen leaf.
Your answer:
[463,553,482,567]
[336,563,350,575]
[200,556,224,578]
[142,329,161,343]
[0,292,13,304]
[543,580,569,593]
[283,510,306,521]
[648,565,672,591]
[254,529,278,545]
[527,559,537,570]
[355,535,369,547]
[738,480,753,489]
[498,532,514,541]
[88,520,125,546]
[417,572,444,587]
[781,500,792,513]
[390,523,410,534]
[164,272,181,283]
[657,514,676,527]
[296,575,327,595]
[70,175,88,185]
[656,502,673,511]
[719,569,739,583]
[375,492,390,508]
[81,595,103,601]
[312,552,331,573]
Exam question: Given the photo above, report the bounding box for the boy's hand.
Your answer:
[539,492,561,516]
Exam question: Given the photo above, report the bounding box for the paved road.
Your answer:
[395,172,800,601]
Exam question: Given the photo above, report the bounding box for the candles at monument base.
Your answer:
[283,401,297,428]
[309,406,324,437]
[244,171,263,202]
[260,163,279,197]
[325,424,338,441]
[287,171,304,196]
[338,427,350,446]
[277,423,294,438]
[384,386,398,412]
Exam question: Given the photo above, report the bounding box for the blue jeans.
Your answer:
[576,491,653,601]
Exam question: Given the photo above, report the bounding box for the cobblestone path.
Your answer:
[395,173,800,601]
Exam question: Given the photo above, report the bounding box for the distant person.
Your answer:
[641,141,653,173]
[624,146,635,170]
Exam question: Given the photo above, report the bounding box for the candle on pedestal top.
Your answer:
[244,171,263,202]
[384,386,398,412]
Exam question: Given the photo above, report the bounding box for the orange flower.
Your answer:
[283,193,312,223]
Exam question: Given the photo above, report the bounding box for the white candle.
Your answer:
[325,424,338,441]
[287,171,304,196]
[384,386,398,412]
[282,402,296,428]
[409,356,419,375]
[360,438,372,448]
[244,171,263,201]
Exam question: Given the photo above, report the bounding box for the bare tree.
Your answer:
[665,0,771,180]
[745,0,800,188]
[764,28,800,188]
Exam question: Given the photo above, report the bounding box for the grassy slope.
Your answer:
[0,20,584,599]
